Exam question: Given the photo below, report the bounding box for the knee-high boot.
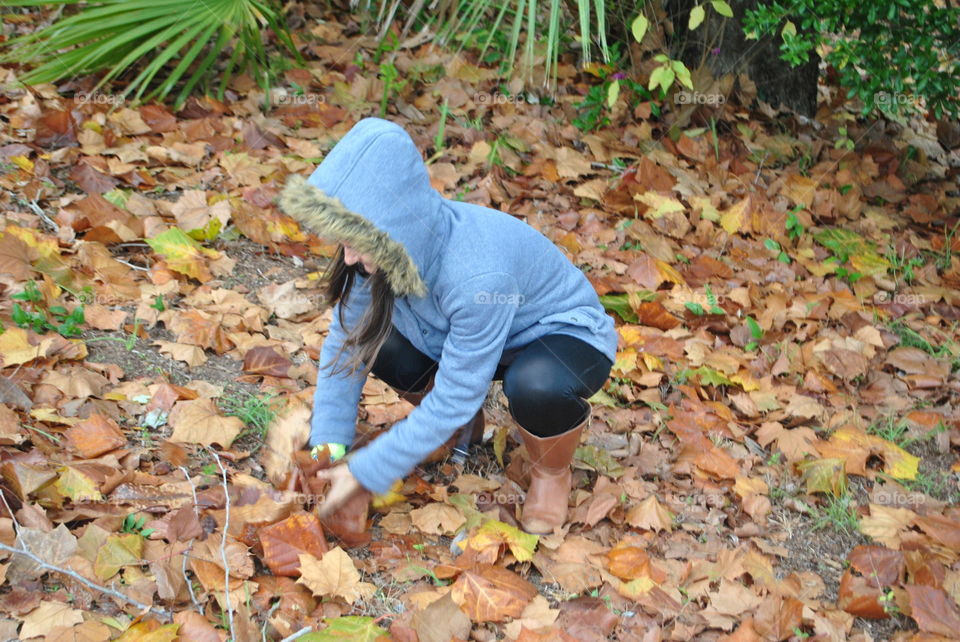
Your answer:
[517,420,585,534]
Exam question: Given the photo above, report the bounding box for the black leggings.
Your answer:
[370,327,613,437]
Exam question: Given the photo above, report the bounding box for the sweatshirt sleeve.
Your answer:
[308,278,373,448]
[346,272,518,494]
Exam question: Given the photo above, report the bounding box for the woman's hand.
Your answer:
[315,463,364,518]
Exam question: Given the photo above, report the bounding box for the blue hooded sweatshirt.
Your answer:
[278,117,618,494]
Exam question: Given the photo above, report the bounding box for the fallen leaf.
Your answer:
[168,398,243,448]
[450,565,537,622]
[296,548,376,604]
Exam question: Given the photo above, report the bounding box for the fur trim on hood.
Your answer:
[279,174,427,298]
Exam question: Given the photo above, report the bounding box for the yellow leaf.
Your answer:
[371,480,405,509]
[95,533,143,581]
[55,466,102,502]
[689,5,705,29]
[9,155,34,173]
[635,192,685,219]
[720,198,749,234]
[655,259,686,285]
[466,520,539,563]
[796,458,847,496]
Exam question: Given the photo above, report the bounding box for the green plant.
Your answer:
[886,247,925,287]
[878,587,901,616]
[221,391,283,445]
[901,468,960,503]
[785,207,805,241]
[810,493,860,536]
[764,238,791,264]
[0,0,301,109]
[686,284,724,316]
[887,319,960,369]
[378,61,406,117]
[834,126,855,151]
[866,415,910,446]
[744,316,763,351]
[743,0,960,119]
[11,281,85,337]
[121,513,155,538]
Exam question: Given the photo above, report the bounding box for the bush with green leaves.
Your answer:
[742,0,960,119]
[0,0,300,109]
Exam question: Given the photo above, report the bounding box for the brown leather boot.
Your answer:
[393,377,485,463]
[517,422,585,534]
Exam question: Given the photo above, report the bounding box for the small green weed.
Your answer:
[121,513,155,538]
[11,280,85,337]
[810,493,860,536]
[221,391,284,446]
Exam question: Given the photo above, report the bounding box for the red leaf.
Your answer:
[846,545,904,588]
[906,584,960,637]
[838,568,888,619]
[243,346,292,378]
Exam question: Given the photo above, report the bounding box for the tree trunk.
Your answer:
[664,0,820,117]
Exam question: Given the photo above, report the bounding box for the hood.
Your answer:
[278,118,446,298]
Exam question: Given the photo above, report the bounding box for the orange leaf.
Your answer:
[906,584,960,636]
[450,565,537,622]
[837,568,887,619]
[259,512,329,577]
[65,414,126,459]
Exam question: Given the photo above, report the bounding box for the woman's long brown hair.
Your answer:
[322,245,395,377]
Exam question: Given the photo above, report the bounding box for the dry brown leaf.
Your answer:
[168,398,243,448]
[65,414,126,459]
[295,548,376,604]
[450,565,537,622]
[409,502,465,536]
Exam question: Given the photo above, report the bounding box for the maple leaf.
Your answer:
[625,495,674,532]
[409,502,466,536]
[450,565,538,622]
[168,398,244,448]
[65,413,126,459]
[94,533,143,581]
[296,548,376,604]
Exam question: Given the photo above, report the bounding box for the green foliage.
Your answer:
[378,61,405,118]
[121,513,155,538]
[574,65,661,133]
[221,391,284,446]
[0,0,300,109]
[11,281,85,337]
[744,316,762,351]
[809,493,860,536]
[743,0,960,119]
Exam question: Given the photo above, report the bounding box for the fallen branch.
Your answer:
[0,542,172,621]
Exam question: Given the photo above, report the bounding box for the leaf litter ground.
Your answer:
[0,8,959,641]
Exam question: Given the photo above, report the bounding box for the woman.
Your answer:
[279,117,617,534]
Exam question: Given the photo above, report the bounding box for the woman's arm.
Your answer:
[308,277,374,448]
[345,272,519,494]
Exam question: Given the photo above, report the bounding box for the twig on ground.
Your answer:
[0,542,173,620]
[25,199,60,234]
[179,466,200,518]
[279,626,312,642]
[208,448,235,641]
[182,542,202,612]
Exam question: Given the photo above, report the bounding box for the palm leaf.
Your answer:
[0,0,300,109]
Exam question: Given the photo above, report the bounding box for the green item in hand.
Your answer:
[311,443,347,462]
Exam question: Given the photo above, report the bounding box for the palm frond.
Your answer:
[0,0,300,108]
